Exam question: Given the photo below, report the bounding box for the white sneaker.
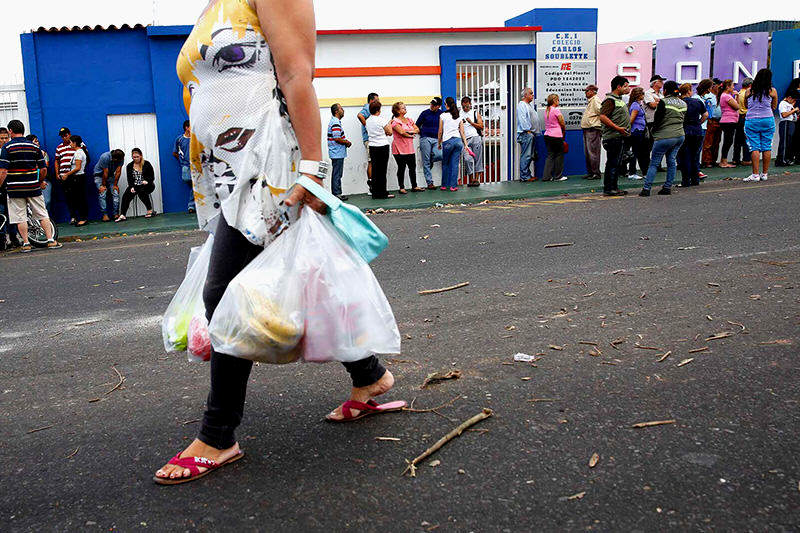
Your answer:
[759,173,768,181]
[743,174,760,182]
[628,174,643,180]
[556,176,568,181]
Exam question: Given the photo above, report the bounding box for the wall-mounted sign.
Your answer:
[597,41,653,92]
[771,28,800,99]
[654,36,711,86]
[712,33,769,88]
[536,32,597,130]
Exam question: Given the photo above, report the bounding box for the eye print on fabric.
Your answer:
[200,27,265,74]
[215,128,255,153]
[201,149,237,198]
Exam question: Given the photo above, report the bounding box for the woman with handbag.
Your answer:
[542,94,567,181]
[155,0,403,485]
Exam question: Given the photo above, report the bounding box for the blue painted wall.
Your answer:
[771,28,800,99]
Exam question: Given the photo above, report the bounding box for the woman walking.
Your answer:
[115,148,155,221]
[677,83,707,187]
[542,94,567,181]
[155,0,402,485]
[438,96,468,191]
[718,80,740,168]
[640,80,686,196]
[365,100,394,199]
[391,102,422,194]
[743,69,779,182]
[625,87,649,180]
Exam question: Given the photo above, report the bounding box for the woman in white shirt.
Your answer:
[61,135,89,226]
[776,94,798,166]
[438,97,469,191]
[366,100,395,199]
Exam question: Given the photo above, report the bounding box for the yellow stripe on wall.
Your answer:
[318,96,436,108]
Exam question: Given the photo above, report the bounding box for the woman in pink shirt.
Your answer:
[391,102,422,193]
[543,93,567,181]
[718,79,740,168]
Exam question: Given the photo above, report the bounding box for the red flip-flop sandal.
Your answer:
[153,451,245,485]
[326,399,407,423]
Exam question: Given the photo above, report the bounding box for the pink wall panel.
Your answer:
[597,41,652,93]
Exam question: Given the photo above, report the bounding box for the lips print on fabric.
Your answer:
[215,128,256,153]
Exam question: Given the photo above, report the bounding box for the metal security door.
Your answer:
[456,62,533,182]
[106,114,164,214]
[0,85,29,128]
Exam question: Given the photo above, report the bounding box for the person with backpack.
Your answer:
[460,96,485,186]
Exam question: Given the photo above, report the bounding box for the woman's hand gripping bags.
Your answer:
[208,210,400,364]
[162,234,214,362]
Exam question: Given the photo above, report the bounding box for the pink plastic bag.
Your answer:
[187,316,212,362]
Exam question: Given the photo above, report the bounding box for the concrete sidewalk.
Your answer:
[56,162,798,241]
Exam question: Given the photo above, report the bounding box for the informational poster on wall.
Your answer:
[536,32,597,130]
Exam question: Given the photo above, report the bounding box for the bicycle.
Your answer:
[26,204,58,248]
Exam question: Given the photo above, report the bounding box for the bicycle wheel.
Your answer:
[28,217,57,248]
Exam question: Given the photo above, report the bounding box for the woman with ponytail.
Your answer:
[743,68,778,181]
[437,97,468,191]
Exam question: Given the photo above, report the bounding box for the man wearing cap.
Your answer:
[416,97,444,189]
[581,84,602,179]
[516,87,541,182]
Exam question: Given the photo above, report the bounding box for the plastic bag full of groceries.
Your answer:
[162,234,214,360]
[208,209,401,364]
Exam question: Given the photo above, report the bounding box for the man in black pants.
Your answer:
[598,76,631,196]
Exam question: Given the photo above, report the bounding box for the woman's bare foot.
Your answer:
[154,438,241,480]
[326,370,395,421]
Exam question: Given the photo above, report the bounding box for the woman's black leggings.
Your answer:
[626,129,650,175]
[369,145,390,198]
[719,122,737,160]
[394,153,417,189]
[63,174,89,221]
[120,183,154,215]
[198,213,387,449]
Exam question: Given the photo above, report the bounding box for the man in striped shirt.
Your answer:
[0,120,60,251]
[54,127,77,181]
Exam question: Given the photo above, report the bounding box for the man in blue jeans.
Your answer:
[516,88,541,181]
[327,103,351,200]
[173,120,194,212]
[93,149,124,221]
[416,97,443,189]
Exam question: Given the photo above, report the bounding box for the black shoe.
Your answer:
[657,166,665,172]
[541,178,553,182]
[775,160,787,167]
[657,187,671,195]
[582,174,593,179]
[590,174,601,180]
[603,189,628,196]
[639,188,650,197]
[338,195,349,201]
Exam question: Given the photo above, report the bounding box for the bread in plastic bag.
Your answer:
[208,209,400,364]
[162,234,214,353]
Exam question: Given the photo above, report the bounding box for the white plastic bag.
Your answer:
[208,210,400,364]
[162,234,214,355]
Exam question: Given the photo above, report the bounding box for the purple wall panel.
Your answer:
[712,32,769,88]
[655,36,711,85]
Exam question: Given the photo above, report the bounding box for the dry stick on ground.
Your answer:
[26,425,54,434]
[706,332,734,341]
[610,337,626,350]
[529,398,559,403]
[401,408,493,477]
[544,242,574,248]
[688,346,710,353]
[66,448,79,459]
[578,341,599,346]
[105,366,126,395]
[635,344,661,351]
[632,419,676,428]
[403,395,460,414]
[417,282,470,295]
[727,321,746,331]
[421,370,462,389]
[657,351,672,362]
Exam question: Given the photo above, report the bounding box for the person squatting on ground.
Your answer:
[93,149,124,221]
[542,93,567,182]
[743,69,779,182]
[416,97,443,189]
[156,0,402,485]
[173,120,195,212]
[438,96,468,191]
[327,103,351,200]
[0,120,61,251]
[460,96,484,187]
[624,87,649,180]
[640,80,686,196]
[516,87,541,182]
[677,83,708,187]
[581,84,602,180]
[365,99,394,199]
[116,148,156,221]
[775,92,798,166]
[598,75,631,196]
[391,101,422,194]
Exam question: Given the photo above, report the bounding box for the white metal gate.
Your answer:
[455,61,533,182]
[0,85,30,129]
[107,114,164,214]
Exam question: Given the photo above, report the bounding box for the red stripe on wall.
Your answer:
[315,66,442,78]
[317,26,541,36]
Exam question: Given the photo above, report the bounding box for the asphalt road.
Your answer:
[1,174,799,532]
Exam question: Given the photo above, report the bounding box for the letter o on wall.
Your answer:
[676,61,702,84]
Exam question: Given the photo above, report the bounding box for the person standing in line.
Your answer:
[580,84,603,180]
[460,96,484,187]
[0,127,12,248]
[327,103,351,200]
[640,81,686,196]
[173,120,195,213]
[786,78,800,163]
[438,96,468,191]
[516,87,541,182]
[60,135,89,226]
[743,69,779,182]
[390,102,422,194]
[598,76,631,196]
[624,87,649,180]
[54,127,77,223]
[644,75,665,168]
[25,135,52,211]
[0,120,61,251]
[365,99,394,199]
[677,83,708,187]
[93,149,125,221]
[717,80,740,168]
[416,97,443,189]
[701,79,722,168]
[357,92,379,191]
[542,94,567,182]
[775,92,798,166]
[733,78,753,166]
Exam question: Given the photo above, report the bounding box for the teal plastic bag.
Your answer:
[295,175,388,263]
